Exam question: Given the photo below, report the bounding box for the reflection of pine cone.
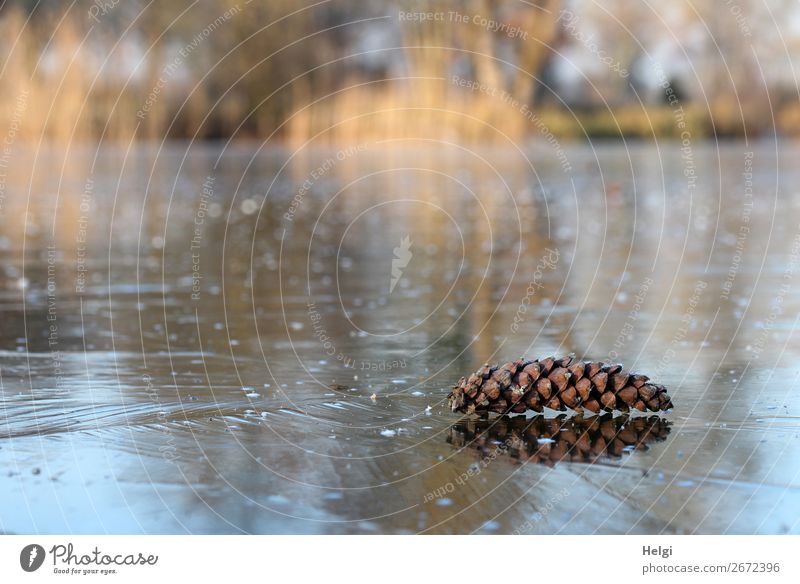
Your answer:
[447,414,672,466]
[449,356,673,415]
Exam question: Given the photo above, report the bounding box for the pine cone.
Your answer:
[448,355,673,415]
[447,414,672,466]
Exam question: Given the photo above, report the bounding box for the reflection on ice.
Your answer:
[447,414,672,467]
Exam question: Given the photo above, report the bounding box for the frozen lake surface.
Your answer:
[1,141,799,534]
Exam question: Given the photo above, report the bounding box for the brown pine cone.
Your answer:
[448,355,673,415]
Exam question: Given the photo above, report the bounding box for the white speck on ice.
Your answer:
[240,198,258,215]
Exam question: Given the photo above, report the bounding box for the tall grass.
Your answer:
[1,0,797,144]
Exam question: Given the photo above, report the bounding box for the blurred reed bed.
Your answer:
[0,0,559,146]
